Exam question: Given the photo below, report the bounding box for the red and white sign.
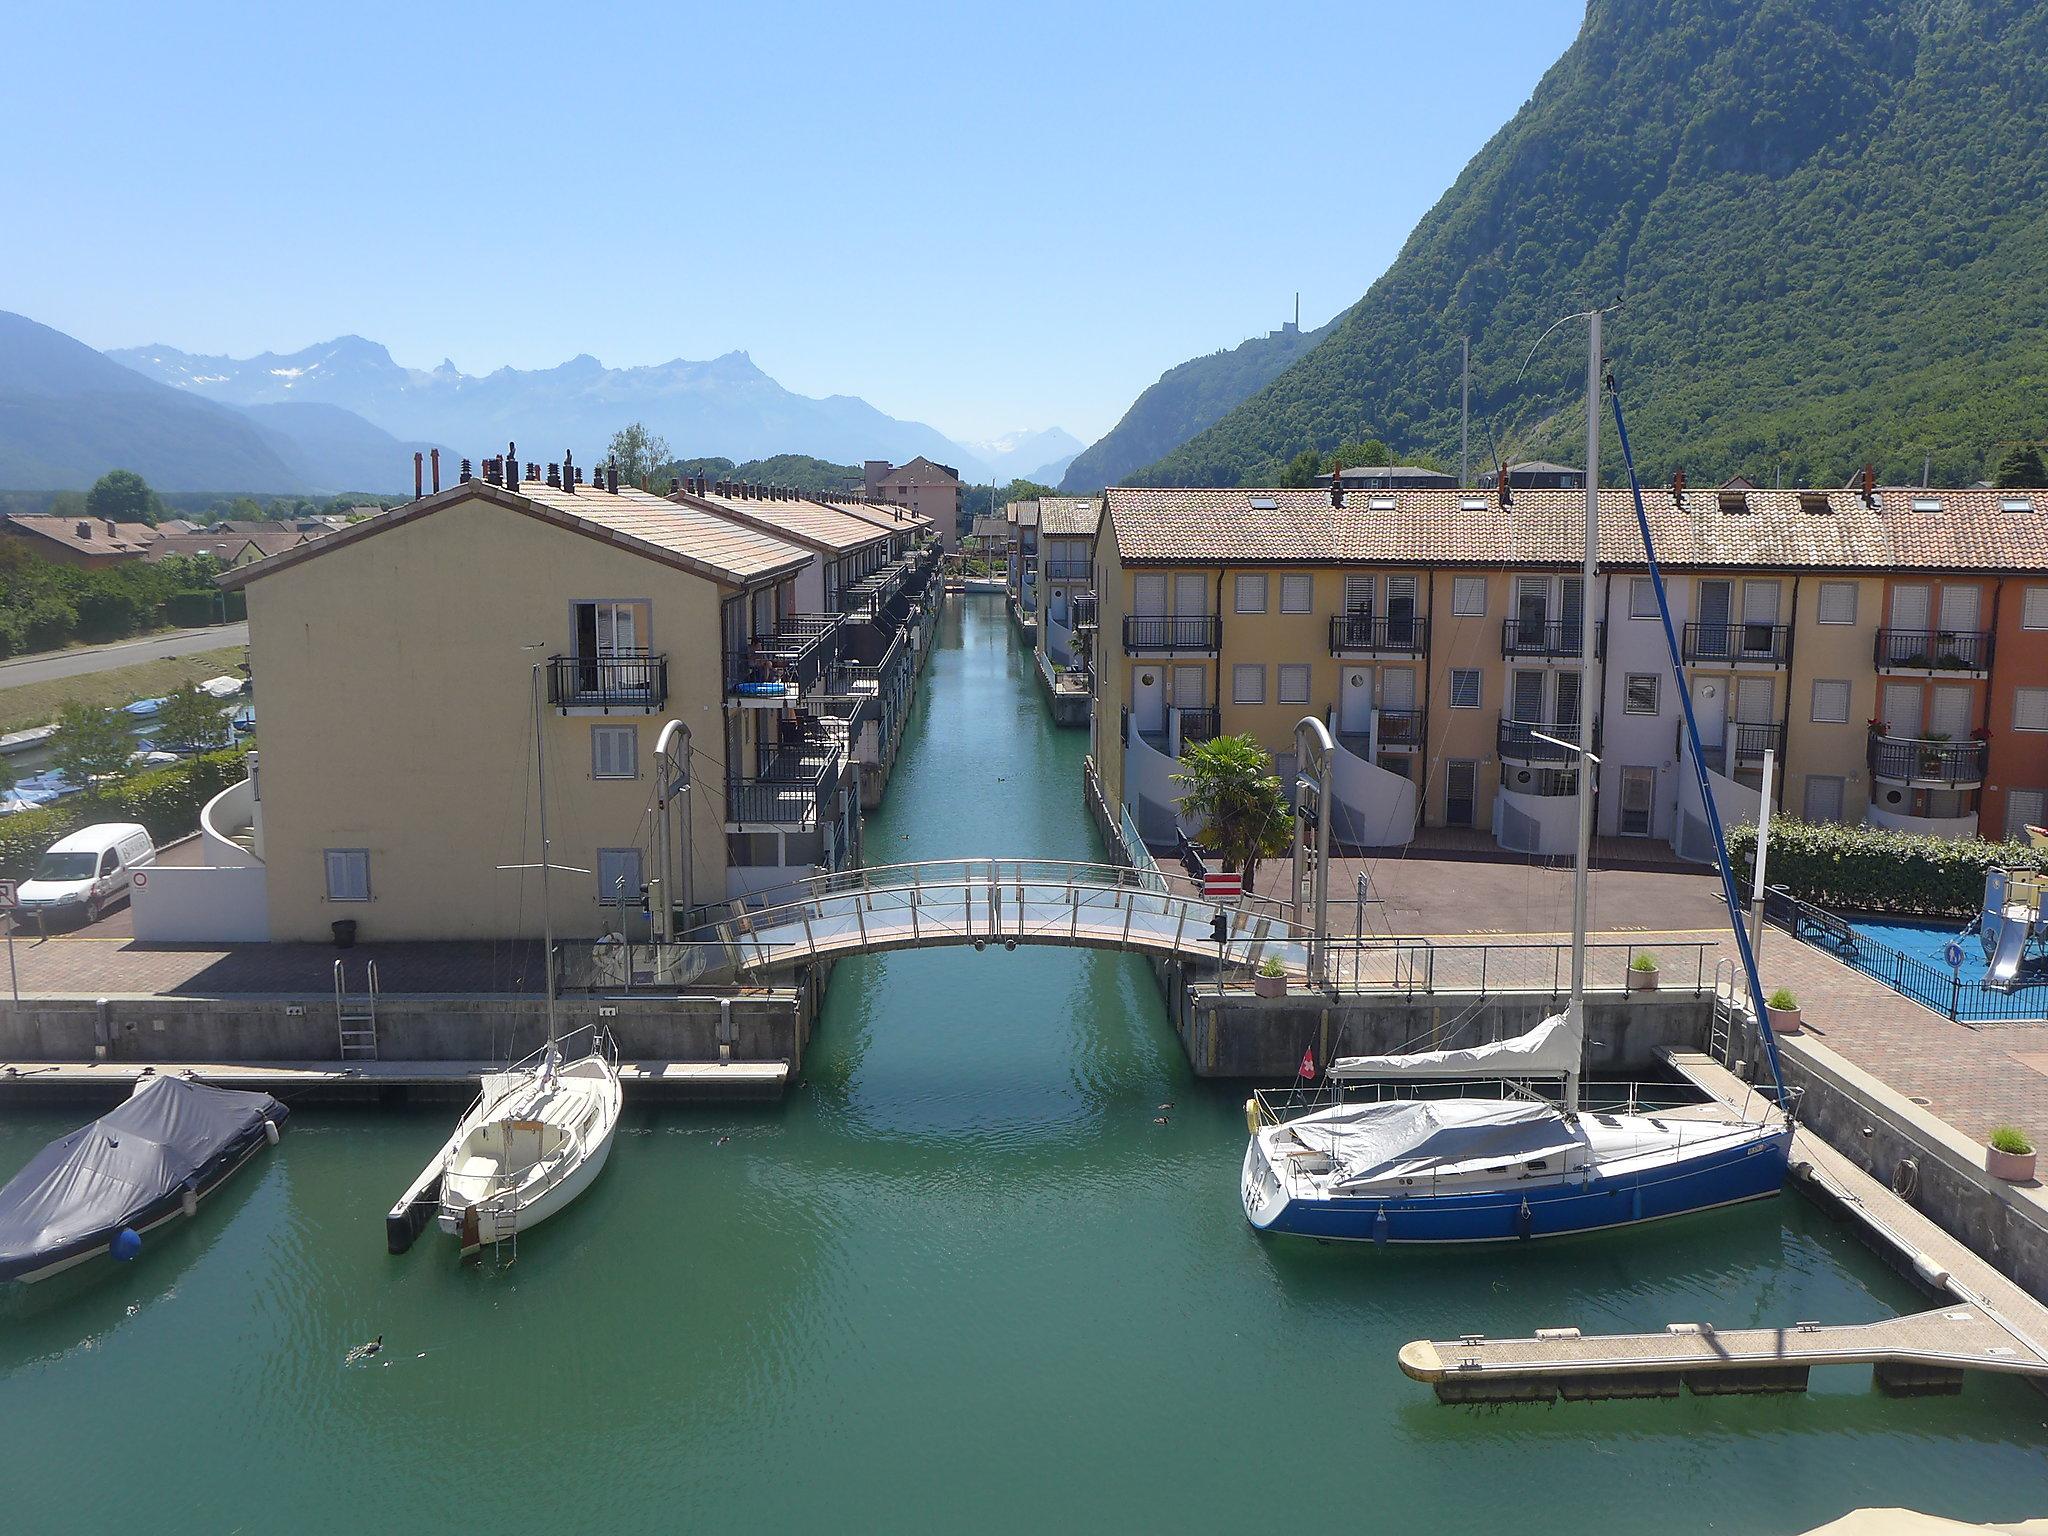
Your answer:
[1201,871,1242,900]
[131,872,148,889]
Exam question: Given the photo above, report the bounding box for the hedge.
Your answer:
[1,747,251,882]
[1727,818,2048,919]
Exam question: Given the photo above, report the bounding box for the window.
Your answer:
[1810,680,1851,724]
[1816,582,1858,625]
[1452,576,1486,616]
[1803,776,1846,825]
[592,724,639,779]
[1629,577,1659,618]
[324,849,370,902]
[1449,669,1481,709]
[1278,663,1310,704]
[1624,674,1659,714]
[2016,687,2048,733]
[1235,574,1268,613]
[1232,664,1266,705]
[2007,790,2046,842]
[2024,587,2048,631]
[1279,574,1313,613]
[597,847,644,906]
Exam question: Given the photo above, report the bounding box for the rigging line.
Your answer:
[1607,376,1789,1113]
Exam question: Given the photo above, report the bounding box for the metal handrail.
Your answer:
[1328,613,1428,656]
[1682,621,1789,665]
[1044,560,1091,582]
[1874,627,1993,671]
[1123,614,1222,651]
[547,651,669,709]
[1498,715,1601,764]
[1501,618,1604,659]
[1866,729,1987,785]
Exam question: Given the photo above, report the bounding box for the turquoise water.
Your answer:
[4,598,2048,1533]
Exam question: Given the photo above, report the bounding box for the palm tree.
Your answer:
[1172,735,1292,893]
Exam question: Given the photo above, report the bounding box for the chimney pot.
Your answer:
[431,447,442,494]
[1328,462,1343,508]
[669,475,681,494]
[1862,462,1876,504]
[77,520,92,539]
[607,463,619,494]
[414,451,424,500]
[460,458,473,484]
[547,462,562,489]
[527,462,538,483]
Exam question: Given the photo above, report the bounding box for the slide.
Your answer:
[1987,914,2030,990]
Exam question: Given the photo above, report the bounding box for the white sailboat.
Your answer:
[435,665,622,1252]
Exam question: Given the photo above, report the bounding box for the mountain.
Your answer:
[239,402,446,495]
[110,337,993,482]
[965,427,1084,486]
[1133,0,2048,488]
[1059,320,1334,491]
[0,311,306,492]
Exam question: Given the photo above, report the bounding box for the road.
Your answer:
[0,623,248,690]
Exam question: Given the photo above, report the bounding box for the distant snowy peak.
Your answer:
[967,426,1084,485]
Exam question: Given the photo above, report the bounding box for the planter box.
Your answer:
[1626,966,1659,993]
[1252,972,1286,999]
[1766,1003,1802,1037]
[1987,1146,2037,1183]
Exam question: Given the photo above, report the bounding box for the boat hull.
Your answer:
[1243,1124,1791,1244]
[434,1056,622,1246]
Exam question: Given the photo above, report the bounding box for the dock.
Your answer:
[1399,1049,2048,1404]
[0,1058,789,1104]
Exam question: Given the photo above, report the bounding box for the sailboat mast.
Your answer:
[1566,309,1602,1112]
[532,663,558,1051]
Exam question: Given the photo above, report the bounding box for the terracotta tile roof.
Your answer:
[145,531,261,563]
[1037,497,1100,537]
[221,480,809,591]
[679,489,893,555]
[1007,499,1040,528]
[1104,487,2048,572]
[878,455,961,487]
[814,496,932,534]
[2,514,158,556]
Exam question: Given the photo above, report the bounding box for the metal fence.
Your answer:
[1320,938,1711,996]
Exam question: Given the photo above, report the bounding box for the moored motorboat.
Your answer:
[0,1074,287,1283]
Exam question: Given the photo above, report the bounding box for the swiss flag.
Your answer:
[1297,1046,1316,1080]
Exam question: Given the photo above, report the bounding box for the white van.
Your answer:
[11,823,157,925]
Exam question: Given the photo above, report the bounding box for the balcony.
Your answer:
[1045,559,1091,582]
[1498,716,1600,765]
[1500,618,1604,661]
[1329,613,1428,658]
[1867,730,1987,789]
[1071,594,1097,631]
[726,615,843,703]
[547,651,669,713]
[1123,614,1221,654]
[727,742,843,827]
[1178,707,1220,745]
[1375,707,1426,751]
[1682,622,1790,667]
[1726,720,1783,771]
[1874,628,1994,676]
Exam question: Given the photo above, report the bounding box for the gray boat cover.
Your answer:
[0,1076,282,1275]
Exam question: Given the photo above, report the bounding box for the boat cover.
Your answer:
[0,1076,283,1278]
[1282,1100,1583,1187]
[1327,1013,1580,1081]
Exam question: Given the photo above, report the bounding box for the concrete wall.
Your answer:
[130,864,269,941]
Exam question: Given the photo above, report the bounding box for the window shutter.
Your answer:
[2015,688,2048,732]
[1816,582,1857,625]
[1810,680,1850,724]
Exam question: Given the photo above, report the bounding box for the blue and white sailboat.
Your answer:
[1243,312,1795,1245]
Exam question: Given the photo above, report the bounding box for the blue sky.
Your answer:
[3,1,1583,446]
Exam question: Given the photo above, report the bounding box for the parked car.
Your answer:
[9,823,157,925]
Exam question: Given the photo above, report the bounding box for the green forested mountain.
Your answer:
[1134,0,2048,489]
[665,453,863,495]
[1059,319,1335,491]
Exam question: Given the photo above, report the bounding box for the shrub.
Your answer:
[1257,956,1287,977]
[1767,986,1799,1012]
[1989,1126,2034,1156]
[0,747,250,881]
[1728,819,2048,919]
[1630,952,1659,972]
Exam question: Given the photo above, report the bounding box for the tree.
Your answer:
[50,703,137,789]
[609,421,674,490]
[1172,735,1293,894]
[87,469,160,526]
[1277,449,1323,488]
[151,684,232,752]
[1992,445,2048,489]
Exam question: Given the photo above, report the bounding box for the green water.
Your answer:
[5,598,2048,1533]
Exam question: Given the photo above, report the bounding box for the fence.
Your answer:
[1320,938,1711,996]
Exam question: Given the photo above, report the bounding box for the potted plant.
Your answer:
[1765,986,1802,1036]
[1626,952,1660,992]
[1987,1126,2036,1183]
[1253,956,1288,998]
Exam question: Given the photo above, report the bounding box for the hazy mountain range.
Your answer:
[964,426,1084,487]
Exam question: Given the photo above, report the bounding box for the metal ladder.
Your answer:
[1709,957,1747,1067]
[335,960,379,1059]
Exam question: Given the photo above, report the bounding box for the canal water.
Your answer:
[4,597,2048,1532]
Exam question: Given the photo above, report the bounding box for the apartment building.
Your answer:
[865,456,965,550]
[2,513,159,568]
[1005,498,1040,629]
[212,456,894,942]
[1031,496,1100,724]
[1092,482,2048,861]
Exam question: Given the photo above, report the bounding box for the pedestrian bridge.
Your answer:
[561,858,1310,988]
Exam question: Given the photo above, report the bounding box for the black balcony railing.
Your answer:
[1072,594,1098,630]
[1867,730,1988,787]
[1500,618,1604,659]
[1874,628,1994,672]
[547,651,668,711]
[1498,716,1601,764]
[1728,720,1783,768]
[1375,707,1426,749]
[726,614,843,694]
[727,744,841,825]
[1177,707,1220,744]
[1045,560,1091,582]
[1682,622,1790,665]
[1124,614,1222,652]
[1329,613,1428,656]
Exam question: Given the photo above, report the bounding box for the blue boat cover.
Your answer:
[0,1076,283,1278]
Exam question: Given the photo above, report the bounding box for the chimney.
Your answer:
[77,520,92,539]
[1671,466,1686,500]
[669,475,681,494]
[547,462,562,489]
[105,518,118,537]
[1496,461,1511,505]
[414,451,424,500]
[431,448,441,493]
[607,462,619,494]
[527,462,538,483]
[1328,460,1343,509]
[562,449,575,492]
[508,441,517,481]
[1862,462,1876,505]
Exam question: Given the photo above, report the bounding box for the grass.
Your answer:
[1990,1125,2034,1156]
[0,644,248,734]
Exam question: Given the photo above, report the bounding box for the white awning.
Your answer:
[1327,1013,1581,1081]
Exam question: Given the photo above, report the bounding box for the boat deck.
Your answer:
[0,1058,788,1103]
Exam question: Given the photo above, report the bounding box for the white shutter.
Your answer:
[1381,668,1416,710]
[1883,683,1923,738]
[1890,584,1929,631]
[1735,677,1774,723]
[1133,574,1167,615]
[1802,776,1845,824]
[2023,587,2048,631]
[2007,790,2047,841]
[1741,580,1780,623]
[1452,576,1486,616]
[1280,574,1313,613]
[1810,680,1850,724]
[2015,688,2048,733]
[1172,665,1206,708]
[1816,582,1857,625]
[1173,573,1208,615]
[1938,586,1981,632]
[1343,575,1375,615]
[1931,685,1972,740]
[1234,574,1267,613]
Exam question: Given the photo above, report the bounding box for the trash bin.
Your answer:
[332,919,358,948]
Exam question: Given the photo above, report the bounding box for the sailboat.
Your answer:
[1242,311,1795,1245]
[435,665,623,1252]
